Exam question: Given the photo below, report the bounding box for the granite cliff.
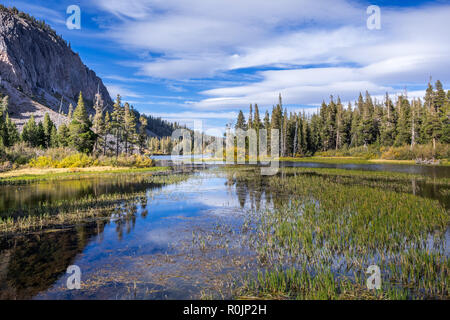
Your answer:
[0,7,113,128]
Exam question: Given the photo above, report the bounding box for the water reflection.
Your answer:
[0,175,170,215]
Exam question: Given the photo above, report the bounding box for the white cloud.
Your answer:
[147,111,237,120]
[106,84,143,99]
[93,0,450,111]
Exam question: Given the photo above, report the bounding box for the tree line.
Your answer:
[234,80,449,157]
[0,91,180,156]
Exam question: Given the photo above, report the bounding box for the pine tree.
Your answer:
[50,125,59,148]
[67,103,74,122]
[0,96,19,147]
[263,110,270,130]
[248,104,253,129]
[138,115,148,154]
[253,104,262,130]
[380,93,397,146]
[58,123,70,147]
[123,103,137,154]
[394,95,411,146]
[361,91,375,147]
[92,99,104,153]
[423,82,443,152]
[235,110,247,130]
[43,113,55,148]
[69,92,96,153]
[22,115,39,147]
[350,103,361,147]
[103,111,111,155]
[335,97,346,150]
[112,95,124,157]
[440,91,450,144]
[37,121,46,148]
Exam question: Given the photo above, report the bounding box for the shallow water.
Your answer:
[0,166,448,299]
[0,172,257,299]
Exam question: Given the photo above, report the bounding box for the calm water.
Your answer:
[0,164,448,299]
[152,155,450,178]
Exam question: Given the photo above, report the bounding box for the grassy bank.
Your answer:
[0,166,171,184]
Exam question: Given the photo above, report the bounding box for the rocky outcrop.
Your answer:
[0,8,113,127]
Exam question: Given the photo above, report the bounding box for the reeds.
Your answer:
[233,167,449,299]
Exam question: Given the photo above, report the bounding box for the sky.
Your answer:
[3,0,450,132]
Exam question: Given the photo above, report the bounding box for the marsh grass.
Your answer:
[230,167,449,300]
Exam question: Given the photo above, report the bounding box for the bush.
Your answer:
[3,142,37,165]
[29,156,57,168]
[56,153,94,168]
[28,153,154,169]
[315,145,382,159]
[96,154,154,168]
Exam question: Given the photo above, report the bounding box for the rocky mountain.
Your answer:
[0,7,113,128]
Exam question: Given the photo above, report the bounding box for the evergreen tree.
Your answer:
[235,110,247,130]
[58,123,70,147]
[43,113,55,148]
[335,97,346,150]
[248,104,253,129]
[380,93,397,146]
[22,115,39,147]
[103,111,111,155]
[67,103,74,122]
[37,121,46,148]
[138,115,148,154]
[69,92,96,153]
[394,95,411,146]
[92,99,104,153]
[123,103,137,154]
[50,125,59,148]
[112,95,124,157]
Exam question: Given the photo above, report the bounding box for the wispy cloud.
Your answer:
[69,0,450,120]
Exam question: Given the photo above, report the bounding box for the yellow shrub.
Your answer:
[57,153,94,168]
[29,156,57,168]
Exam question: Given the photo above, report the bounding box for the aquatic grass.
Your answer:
[229,166,449,300]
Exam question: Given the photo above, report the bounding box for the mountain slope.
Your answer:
[0,6,113,127]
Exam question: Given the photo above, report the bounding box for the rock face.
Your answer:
[0,9,113,127]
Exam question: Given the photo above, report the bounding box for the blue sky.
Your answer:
[3,0,450,132]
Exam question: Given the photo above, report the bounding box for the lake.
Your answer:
[0,163,448,299]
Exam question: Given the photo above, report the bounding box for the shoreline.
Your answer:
[0,166,171,183]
